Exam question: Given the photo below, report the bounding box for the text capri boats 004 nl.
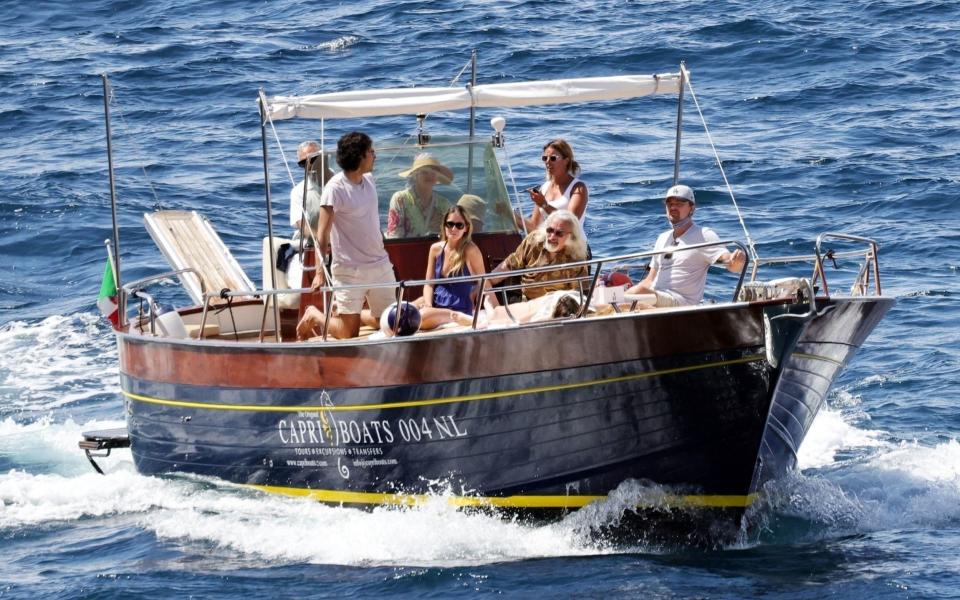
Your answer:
[82,60,893,541]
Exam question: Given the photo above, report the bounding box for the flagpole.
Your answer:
[258,89,281,342]
[102,73,124,327]
[104,238,119,328]
[104,239,117,286]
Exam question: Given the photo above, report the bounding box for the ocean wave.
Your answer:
[314,35,360,52]
[0,314,119,417]
[903,289,954,298]
[0,460,604,567]
[762,438,960,537]
[797,408,884,470]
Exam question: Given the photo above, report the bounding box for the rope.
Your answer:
[499,143,528,237]
[685,79,760,263]
[218,288,240,342]
[264,108,296,187]
[110,90,163,211]
[449,57,473,87]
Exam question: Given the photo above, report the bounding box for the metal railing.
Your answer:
[195,239,749,342]
[119,232,881,343]
[751,232,881,297]
[122,268,206,334]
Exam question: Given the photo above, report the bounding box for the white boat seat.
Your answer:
[261,236,300,310]
[144,210,256,305]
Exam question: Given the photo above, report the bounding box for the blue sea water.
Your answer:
[1,0,959,597]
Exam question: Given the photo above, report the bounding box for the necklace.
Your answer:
[551,175,573,197]
[665,224,690,261]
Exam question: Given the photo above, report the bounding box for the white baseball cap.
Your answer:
[665,184,695,204]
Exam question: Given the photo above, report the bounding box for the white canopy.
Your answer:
[266,72,683,121]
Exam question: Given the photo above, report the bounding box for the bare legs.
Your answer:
[360,309,379,329]
[296,292,590,340]
[295,305,325,340]
[418,306,473,330]
[296,306,362,340]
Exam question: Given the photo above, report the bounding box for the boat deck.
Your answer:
[178,297,665,343]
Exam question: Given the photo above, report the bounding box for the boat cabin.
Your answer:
[330,135,522,286]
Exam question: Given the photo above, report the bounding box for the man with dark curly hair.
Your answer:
[297,131,396,340]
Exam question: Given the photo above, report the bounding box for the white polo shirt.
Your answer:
[650,223,726,306]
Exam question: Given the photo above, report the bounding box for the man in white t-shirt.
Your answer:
[296,132,396,340]
[627,184,745,307]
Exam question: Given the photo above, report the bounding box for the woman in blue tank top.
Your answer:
[414,206,487,330]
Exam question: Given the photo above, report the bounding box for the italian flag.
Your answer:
[97,259,119,327]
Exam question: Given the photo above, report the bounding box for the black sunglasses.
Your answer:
[545,227,568,237]
[444,221,466,230]
[299,157,324,169]
[541,155,561,162]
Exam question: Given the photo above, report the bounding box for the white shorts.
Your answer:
[330,262,397,317]
[653,290,684,308]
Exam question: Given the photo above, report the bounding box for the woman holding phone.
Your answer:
[522,138,589,232]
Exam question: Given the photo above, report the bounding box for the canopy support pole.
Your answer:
[672,61,686,185]
[259,89,282,342]
[101,74,124,327]
[469,49,478,137]
[467,49,478,191]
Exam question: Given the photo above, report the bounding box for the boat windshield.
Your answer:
[325,137,517,240]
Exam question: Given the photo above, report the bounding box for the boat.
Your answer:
[81,61,894,541]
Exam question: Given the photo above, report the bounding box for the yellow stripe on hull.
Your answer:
[122,354,767,413]
[249,484,758,509]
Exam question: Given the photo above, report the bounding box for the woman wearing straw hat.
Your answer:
[456,193,486,232]
[385,153,454,238]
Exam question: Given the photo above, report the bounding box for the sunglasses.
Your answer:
[545,227,568,237]
[541,154,562,163]
[444,221,466,230]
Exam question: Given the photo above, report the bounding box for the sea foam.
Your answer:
[0,314,118,413]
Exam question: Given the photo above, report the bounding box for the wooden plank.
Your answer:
[145,210,255,305]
